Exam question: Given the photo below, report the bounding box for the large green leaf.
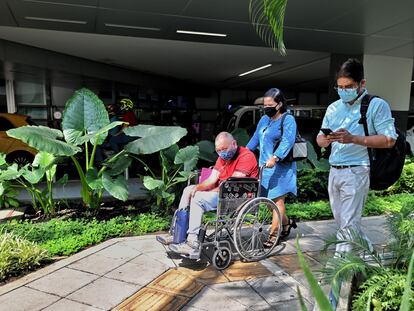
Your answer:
[105,154,132,176]
[196,140,217,163]
[231,128,250,147]
[0,153,6,166]
[22,167,45,184]
[32,152,55,169]
[249,0,288,55]
[143,176,164,191]
[102,173,128,201]
[162,144,180,164]
[0,164,22,181]
[124,125,187,155]
[62,88,110,146]
[0,182,4,196]
[174,146,199,172]
[7,126,80,156]
[85,168,103,190]
[79,121,125,146]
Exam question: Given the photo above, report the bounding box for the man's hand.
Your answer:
[190,186,198,197]
[329,128,355,144]
[265,156,277,168]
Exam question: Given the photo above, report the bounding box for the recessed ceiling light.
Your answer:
[105,23,161,31]
[176,30,227,37]
[238,64,272,77]
[24,16,87,24]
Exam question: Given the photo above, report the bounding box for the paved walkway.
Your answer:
[0,216,388,311]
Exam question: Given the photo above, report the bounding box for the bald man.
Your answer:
[157,132,258,257]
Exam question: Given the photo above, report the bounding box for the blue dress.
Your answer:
[246,114,297,199]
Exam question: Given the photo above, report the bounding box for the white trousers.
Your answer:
[328,166,372,254]
[178,185,218,242]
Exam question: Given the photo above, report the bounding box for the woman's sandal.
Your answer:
[280,218,297,239]
[263,233,278,248]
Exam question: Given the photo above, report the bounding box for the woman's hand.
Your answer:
[265,156,277,168]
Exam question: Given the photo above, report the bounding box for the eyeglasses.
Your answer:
[334,85,359,91]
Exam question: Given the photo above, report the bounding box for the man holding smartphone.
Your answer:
[317,58,397,255]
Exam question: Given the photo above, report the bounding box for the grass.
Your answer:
[0,213,170,257]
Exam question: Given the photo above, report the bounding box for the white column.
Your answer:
[5,80,16,113]
[363,55,413,111]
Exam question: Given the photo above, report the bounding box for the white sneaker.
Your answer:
[169,241,201,259]
[156,234,174,245]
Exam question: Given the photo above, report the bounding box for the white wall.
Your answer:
[364,55,413,111]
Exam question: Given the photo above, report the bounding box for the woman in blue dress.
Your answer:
[247,88,297,247]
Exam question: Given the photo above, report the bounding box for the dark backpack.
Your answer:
[359,94,406,190]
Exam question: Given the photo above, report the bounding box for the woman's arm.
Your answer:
[246,118,263,151]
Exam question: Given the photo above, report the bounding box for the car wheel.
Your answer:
[6,152,34,167]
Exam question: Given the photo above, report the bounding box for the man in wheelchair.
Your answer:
[156,131,258,257]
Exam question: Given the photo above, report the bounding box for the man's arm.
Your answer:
[316,134,332,148]
[193,169,220,193]
[329,130,396,148]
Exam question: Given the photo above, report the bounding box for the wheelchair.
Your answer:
[180,166,283,270]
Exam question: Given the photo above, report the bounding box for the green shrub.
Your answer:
[286,193,414,221]
[0,214,170,257]
[0,232,49,281]
[383,161,414,195]
[353,269,414,311]
[295,169,329,202]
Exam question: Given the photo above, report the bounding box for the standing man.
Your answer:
[317,58,397,254]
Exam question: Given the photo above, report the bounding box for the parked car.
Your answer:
[0,113,37,166]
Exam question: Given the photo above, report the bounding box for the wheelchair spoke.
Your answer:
[233,198,281,261]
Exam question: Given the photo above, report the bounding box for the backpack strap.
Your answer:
[358,94,378,164]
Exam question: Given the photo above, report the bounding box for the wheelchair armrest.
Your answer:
[226,177,258,182]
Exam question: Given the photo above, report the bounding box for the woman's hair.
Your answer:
[264,88,287,113]
[336,58,364,83]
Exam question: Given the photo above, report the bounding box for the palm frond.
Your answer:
[320,253,373,298]
[322,229,383,267]
[399,249,414,311]
[249,0,288,56]
[296,286,309,311]
[296,237,334,311]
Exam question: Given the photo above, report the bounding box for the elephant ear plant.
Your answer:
[7,88,188,213]
[138,144,199,214]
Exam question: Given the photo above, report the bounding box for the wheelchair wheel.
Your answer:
[212,247,232,270]
[233,197,281,261]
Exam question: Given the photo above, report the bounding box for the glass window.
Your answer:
[15,81,45,105]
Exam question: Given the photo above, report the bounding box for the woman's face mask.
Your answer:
[264,106,278,118]
[263,98,282,118]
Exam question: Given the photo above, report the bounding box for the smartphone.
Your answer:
[321,128,333,135]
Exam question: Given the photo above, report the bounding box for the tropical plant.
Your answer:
[7,88,187,212]
[0,181,19,209]
[249,0,288,55]
[318,203,414,309]
[0,154,22,209]
[0,231,49,281]
[138,144,199,214]
[14,152,62,215]
[296,236,414,311]
[352,269,413,311]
